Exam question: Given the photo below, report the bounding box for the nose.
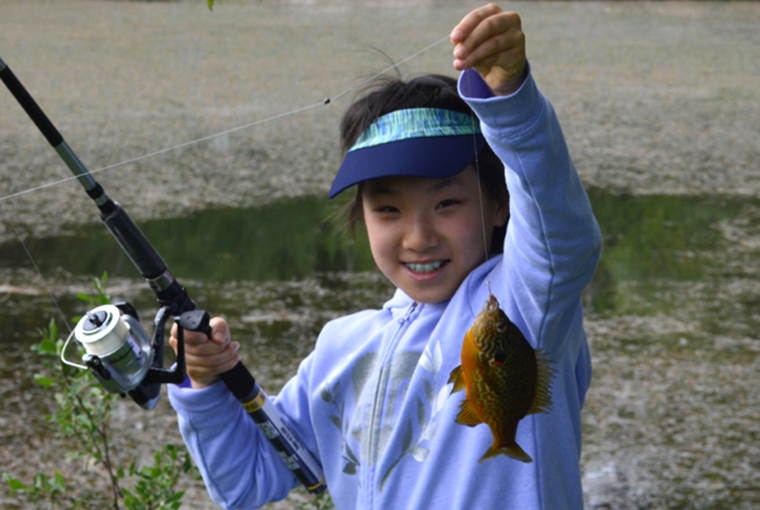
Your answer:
[402,213,438,252]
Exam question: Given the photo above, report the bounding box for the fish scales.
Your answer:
[448,293,555,464]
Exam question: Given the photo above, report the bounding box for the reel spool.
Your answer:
[69,304,153,394]
[63,303,191,410]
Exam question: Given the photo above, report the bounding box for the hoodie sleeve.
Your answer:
[167,370,309,509]
[459,66,602,355]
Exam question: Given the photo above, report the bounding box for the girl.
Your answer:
[169,5,601,509]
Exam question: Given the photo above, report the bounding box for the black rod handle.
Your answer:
[221,363,326,494]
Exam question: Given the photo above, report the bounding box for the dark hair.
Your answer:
[339,73,509,254]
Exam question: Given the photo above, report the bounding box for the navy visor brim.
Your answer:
[329,133,486,198]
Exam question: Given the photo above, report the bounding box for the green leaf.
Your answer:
[34,472,48,490]
[53,471,65,490]
[34,375,56,389]
[6,477,27,491]
[76,292,100,304]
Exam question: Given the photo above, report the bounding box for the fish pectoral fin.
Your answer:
[448,365,465,393]
[527,349,556,415]
[455,400,483,427]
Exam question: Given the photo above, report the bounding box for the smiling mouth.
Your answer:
[404,260,449,274]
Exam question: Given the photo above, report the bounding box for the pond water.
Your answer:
[1,190,759,508]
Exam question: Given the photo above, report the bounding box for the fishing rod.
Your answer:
[0,56,326,494]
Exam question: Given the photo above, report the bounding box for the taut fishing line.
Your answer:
[467,70,491,265]
[6,209,72,335]
[0,34,450,204]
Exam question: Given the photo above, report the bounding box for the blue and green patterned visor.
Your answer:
[328,107,486,198]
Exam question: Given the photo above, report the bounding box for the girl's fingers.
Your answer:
[168,315,236,388]
[183,341,240,367]
[454,29,524,72]
[450,3,503,45]
[452,8,520,58]
[451,5,527,96]
[171,323,213,346]
[209,317,230,345]
[187,353,240,385]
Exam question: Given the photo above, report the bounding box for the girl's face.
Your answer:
[362,166,509,304]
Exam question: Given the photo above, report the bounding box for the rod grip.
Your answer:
[0,59,64,147]
[223,367,326,494]
[220,361,256,401]
[101,203,168,281]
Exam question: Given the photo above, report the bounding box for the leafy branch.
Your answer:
[3,273,196,510]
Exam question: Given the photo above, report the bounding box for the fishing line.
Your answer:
[0,35,451,204]
[466,70,490,265]
[6,206,73,334]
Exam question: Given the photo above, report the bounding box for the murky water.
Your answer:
[2,1,759,509]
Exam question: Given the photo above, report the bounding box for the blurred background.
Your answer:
[1,1,759,508]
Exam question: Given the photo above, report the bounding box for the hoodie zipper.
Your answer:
[364,301,418,509]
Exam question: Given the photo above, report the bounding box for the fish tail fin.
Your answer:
[478,443,533,464]
[527,349,556,415]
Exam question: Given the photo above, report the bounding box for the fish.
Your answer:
[448,293,555,464]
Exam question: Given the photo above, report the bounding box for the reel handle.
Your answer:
[178,310,212,339]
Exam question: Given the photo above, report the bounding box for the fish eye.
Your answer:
[496,321,507,333]
[492,352,507,366]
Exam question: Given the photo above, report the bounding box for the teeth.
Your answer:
[406,261,443,273]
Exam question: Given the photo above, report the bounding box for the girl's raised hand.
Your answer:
[170,316,240,389]
[451,4,527,97]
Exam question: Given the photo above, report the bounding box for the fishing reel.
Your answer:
[62,302,209,410]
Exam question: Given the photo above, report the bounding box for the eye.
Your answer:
[436,198,461,209]
[496,321,507,333]
[374,205,399,214]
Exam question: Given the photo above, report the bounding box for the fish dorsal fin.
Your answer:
[456,400,483,427]
[448,365,465,393]
[527,349,556,415]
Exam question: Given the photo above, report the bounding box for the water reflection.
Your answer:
[0,196,375,282]
[584,190,754,314]
[2,190,753,283]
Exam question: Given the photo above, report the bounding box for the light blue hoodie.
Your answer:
[169,68,602,510]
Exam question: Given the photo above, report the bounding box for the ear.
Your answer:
[494,195,510,227]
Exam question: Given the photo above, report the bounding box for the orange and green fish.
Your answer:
[448,293,555,464]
